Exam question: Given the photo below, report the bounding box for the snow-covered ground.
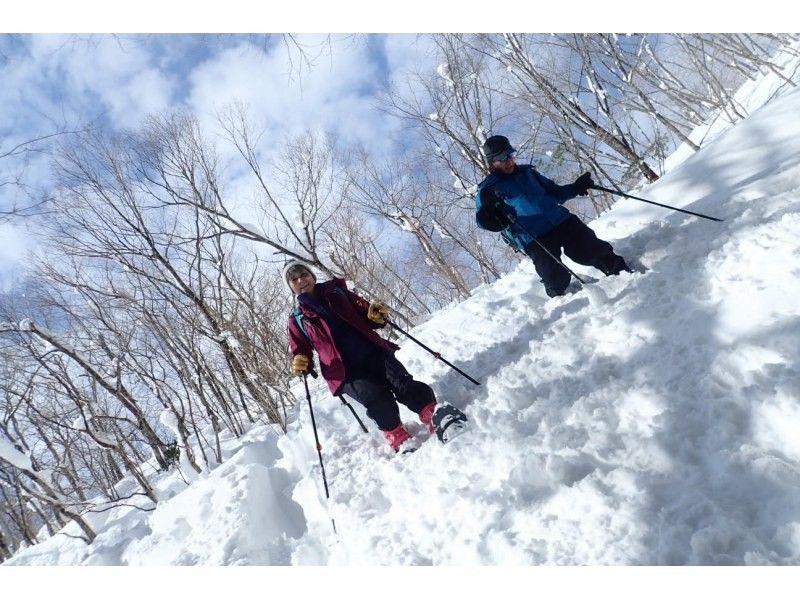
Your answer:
[6,55,800,571]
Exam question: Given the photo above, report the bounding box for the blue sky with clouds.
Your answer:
[0,33,438,291]
[1,33,426,145]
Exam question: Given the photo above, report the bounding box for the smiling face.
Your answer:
[287,267,316,295]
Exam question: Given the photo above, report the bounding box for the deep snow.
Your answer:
[5,50,800,569]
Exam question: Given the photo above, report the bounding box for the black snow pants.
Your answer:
[340,351,435,431]
[525,215,629,297]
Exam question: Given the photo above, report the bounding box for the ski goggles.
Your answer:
[488,149,516,163]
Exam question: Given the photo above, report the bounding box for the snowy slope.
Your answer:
[6,84,800,567]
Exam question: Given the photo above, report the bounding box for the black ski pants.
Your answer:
[340,352,435,431]
[525,215,629,298]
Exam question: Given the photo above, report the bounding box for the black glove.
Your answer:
[479,188,516,231]
[482,187,503,210]
[573,172,594,196]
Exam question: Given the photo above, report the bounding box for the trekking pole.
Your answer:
[590,184,724,222]
[339,397,369,434]
[496,206,603,301]
[530,239,609,305]
[496,206,598,293]
[386,321,481,386]
[302,373,337,535]
[308,369,368,434]
[531,238,588,285]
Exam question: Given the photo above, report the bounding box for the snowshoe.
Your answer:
[432,403,468,444]
[397,436,423,454]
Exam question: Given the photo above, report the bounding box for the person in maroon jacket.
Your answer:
[284,260,438,452]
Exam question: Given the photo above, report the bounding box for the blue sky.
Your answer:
[0,32,439,290]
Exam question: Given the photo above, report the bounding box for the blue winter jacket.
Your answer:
[475,165,580,252]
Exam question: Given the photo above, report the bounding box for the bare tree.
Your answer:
[385,33,800,220]
[0,128,90,224]
[48,125,291,425]
[213,107,346,277]
[0,424,97,544]
[344,151,473,301]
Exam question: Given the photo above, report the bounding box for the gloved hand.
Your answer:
[574,172,594,196]
[478,188,516,231]
[367,302,390,324]
[291,354,310,376]
[483,187,503,210]
[496,206,517,228]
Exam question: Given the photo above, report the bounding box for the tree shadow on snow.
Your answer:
[591,120,800,564]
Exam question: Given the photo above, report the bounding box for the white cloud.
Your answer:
[24,35,177,129]
[384,34,437,80]
[187,36,403,152]
[104,68,176,129]
[0,33,443,290]
[0,222,33,292]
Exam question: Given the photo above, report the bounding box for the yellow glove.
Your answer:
[367,302,390,324]
[291,354,310,376]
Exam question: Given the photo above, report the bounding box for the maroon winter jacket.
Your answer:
[288,278,400,395]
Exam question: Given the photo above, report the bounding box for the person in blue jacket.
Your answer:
[475,135,630,297]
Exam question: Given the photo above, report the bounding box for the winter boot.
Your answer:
[418,401,437,434]
[384,424,413,452]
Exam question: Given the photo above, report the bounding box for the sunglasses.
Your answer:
[490,150,516,163]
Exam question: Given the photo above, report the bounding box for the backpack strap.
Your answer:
[291,285,357,342]
[292,307,310,341]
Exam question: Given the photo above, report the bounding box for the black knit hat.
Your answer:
[482,135,516,162]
